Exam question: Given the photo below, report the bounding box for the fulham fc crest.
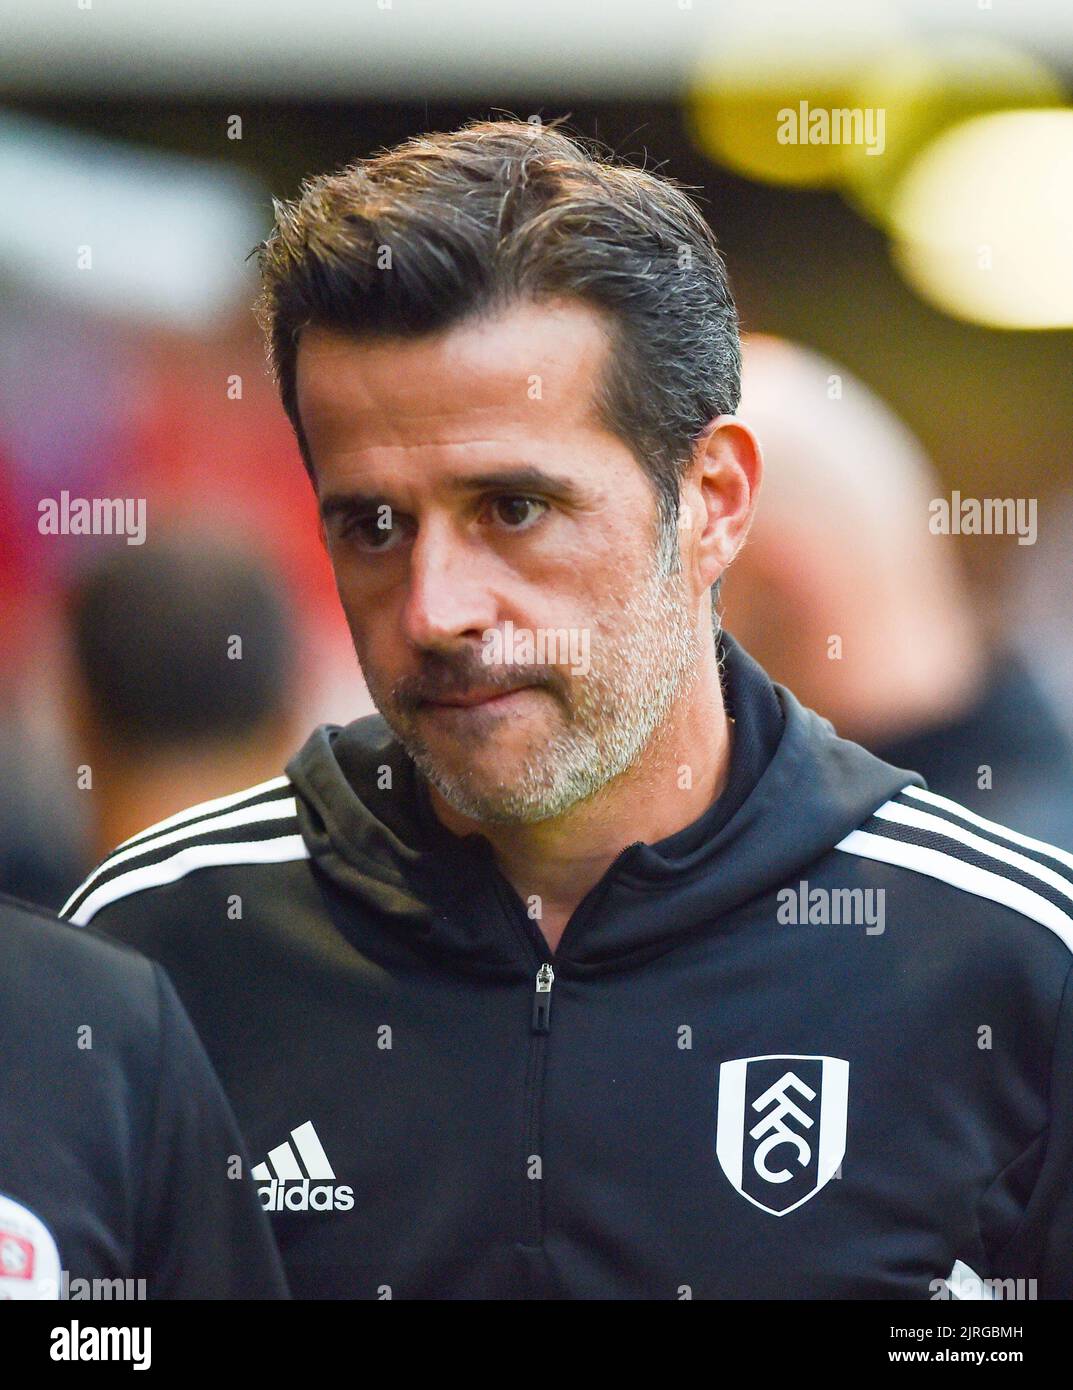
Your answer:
[716,1055,849,1215]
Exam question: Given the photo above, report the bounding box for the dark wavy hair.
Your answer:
[255,116,741,588]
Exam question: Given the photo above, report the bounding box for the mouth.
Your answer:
[421,685,538,713]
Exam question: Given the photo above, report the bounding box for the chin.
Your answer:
[430,758,542,811]
[444,760,527,799]
[430,718,543,758]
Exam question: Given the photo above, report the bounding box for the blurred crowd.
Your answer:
[1,286,371,909]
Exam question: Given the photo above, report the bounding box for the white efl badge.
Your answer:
[0,1191,61,1299]
[716,1055,849,1216]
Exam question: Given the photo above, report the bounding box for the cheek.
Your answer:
[574,545,649,621]
[349,626,401,700]
[542,524,625,600]
[329,548,396,625]
[519,543,640,644]
[343,598,383,655]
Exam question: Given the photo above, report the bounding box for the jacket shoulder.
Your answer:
[836,784,1073,964]
[0,891,158,1011]
[60,774,309,929]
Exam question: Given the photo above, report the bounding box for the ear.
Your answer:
[679,416,763,597]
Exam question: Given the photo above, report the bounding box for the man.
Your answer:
[63,119,1073,1299]
[0,894,288,1299]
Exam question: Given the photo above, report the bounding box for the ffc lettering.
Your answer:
[716,1055,849,1216]
[750,1072,815,1183]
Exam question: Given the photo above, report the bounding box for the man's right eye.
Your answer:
[343,513,403,551]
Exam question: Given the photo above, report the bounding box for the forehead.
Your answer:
[295,297,614,451]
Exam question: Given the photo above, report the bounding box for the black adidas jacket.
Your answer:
[61,635,1073,1299]
[0,895,288,1299]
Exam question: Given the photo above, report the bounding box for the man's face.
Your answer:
[296,297,704,824]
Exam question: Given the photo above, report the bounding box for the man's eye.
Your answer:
[344,514,403,551]
[489,495,547,529]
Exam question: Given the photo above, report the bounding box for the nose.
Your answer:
[399,516,500,651]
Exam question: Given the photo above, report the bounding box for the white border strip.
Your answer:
[835,829,1073,956]
[67,834,310,927]
[111,774,292,853]
[874,801,1073,909]
[903,786,1073,874]
[61,795,299,918]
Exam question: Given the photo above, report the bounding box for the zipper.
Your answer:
[532,962,554,1033]
[471,850,556,1244]
[522,962,555,1248]
[478,838,642,1251]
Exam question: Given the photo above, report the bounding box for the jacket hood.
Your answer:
[286,633,924,974]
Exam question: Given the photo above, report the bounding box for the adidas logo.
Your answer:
[251,1121,354,1212]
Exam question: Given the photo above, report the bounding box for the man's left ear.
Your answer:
[685,415,763,593]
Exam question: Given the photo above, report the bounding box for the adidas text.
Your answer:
[257,1178,354,1212]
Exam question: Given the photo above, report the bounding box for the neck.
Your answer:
[428,635,732,953]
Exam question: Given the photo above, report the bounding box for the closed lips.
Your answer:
[426,686,534,707]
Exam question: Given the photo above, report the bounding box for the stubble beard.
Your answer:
[372,529,705,826]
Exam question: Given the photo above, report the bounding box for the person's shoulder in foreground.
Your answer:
[0,893,289,1300]
[58,633,1073,1300]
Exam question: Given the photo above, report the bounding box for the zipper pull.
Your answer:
[532,963,555,1034]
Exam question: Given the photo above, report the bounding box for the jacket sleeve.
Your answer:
[987,960,1073,1299]
[133,963,289,1300]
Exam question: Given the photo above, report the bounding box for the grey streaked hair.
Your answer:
[255,116,742,593]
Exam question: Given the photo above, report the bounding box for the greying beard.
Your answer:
[410,507,705,824]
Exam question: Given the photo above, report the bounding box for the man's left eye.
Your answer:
[490,496,547,529]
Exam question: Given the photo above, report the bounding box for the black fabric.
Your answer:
[62,633,1073,1300]
[0,894,288,1300]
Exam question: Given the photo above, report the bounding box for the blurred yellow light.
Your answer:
[840,37,1066,228]
[686,0,904,188]
[890,109,1073,329]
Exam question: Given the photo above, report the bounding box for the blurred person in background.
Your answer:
[1008,487,1073,750]
[62,535,303,871]
[0,735,85,910]
[725,334,1073,850]
[0,443,85,908]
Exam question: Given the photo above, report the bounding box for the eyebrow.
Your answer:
[319,465,587,522]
